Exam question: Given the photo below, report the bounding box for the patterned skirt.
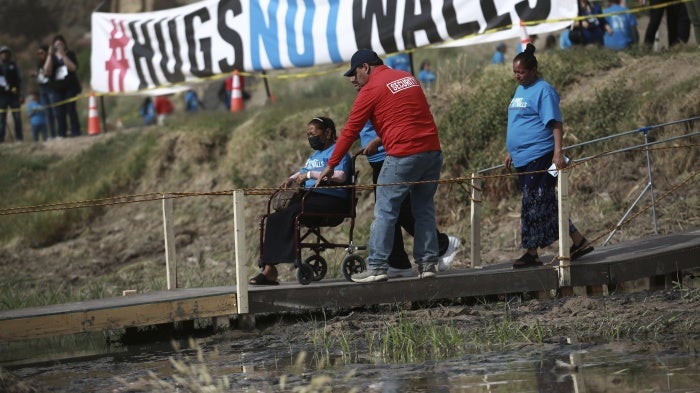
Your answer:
[516,151,576,249]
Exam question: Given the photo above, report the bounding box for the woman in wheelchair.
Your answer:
[250,116,352,285]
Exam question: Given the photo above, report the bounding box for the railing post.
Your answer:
[557,170,571,287]
[162,194,177,289]
[233,190,249,314]
[470,173,482,268]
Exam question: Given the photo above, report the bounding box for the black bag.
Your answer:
[270,188,303,211]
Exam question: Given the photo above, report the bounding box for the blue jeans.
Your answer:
[32,124,48,142]
[368,150,443,269]
[0,93,23,142]
[39,84,57,138]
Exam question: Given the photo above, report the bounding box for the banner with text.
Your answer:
[91,0,577,93]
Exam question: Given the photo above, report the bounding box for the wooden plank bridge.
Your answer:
[1,227,698,343]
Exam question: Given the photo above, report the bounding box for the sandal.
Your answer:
[249,272,279,286]
[570,238,594,261]
[513,252,543,269]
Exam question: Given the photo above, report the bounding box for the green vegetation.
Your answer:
[0,132,157,245]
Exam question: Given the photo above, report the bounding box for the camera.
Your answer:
[53,45,60,51]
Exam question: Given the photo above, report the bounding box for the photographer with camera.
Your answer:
[44,34,81,138]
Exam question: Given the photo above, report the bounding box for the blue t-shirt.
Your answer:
[139,101,155,125]
[491,51,505,64]
[603,4,637,50]
[359,121,386,163]
[299,142,351,199]
[418,69,436,86]
[506,78,562,167]
[184,90,199,111]
[384,53,411,73]
[26,100,46,127]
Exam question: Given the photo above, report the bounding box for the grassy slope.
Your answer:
[0,45,698,309]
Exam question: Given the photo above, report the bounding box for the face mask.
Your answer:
[308,135,326,151]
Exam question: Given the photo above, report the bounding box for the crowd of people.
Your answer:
[0,34,82,143]
[0,35,82,143]
[2,33,210,140]
[488,0,700,60]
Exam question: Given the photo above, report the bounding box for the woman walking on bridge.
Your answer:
[504,43,594,268]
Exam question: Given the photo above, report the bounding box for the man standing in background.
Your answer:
[0,46,23,142]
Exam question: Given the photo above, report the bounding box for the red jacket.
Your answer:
[154,96,174,115]
[329,65,440,167]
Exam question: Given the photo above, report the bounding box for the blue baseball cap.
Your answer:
[344,49,382,77]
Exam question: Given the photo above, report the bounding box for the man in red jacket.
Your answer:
[317,49,443,282]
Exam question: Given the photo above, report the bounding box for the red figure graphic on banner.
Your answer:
[105,19,130,92]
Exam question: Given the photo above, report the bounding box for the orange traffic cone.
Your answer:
[519,20,531,47]
[87,91,101,135]
[229,70,244,112]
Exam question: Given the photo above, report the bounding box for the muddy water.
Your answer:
[3,333,699,392]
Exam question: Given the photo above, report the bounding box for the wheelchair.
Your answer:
[258,156,367,285]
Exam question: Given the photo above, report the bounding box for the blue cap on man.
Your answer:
[344,49,383,77]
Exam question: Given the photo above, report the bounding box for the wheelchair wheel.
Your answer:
[304,255,327,281]
[296,263,314,285]
[341,254,366,282]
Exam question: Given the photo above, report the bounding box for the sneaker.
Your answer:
[387,266,416,278]
[512,252,542,269]
[351,268,388,283]
[418,263,437,279]
[438,235,461,271]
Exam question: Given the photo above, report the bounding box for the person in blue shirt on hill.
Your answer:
[491,43,507,64]
[417,59,436,89]
[504,43,593,268]
[138,97,156,126]
[384,52,412,73]
[250,116,352,285]
[604,0,638,50]
[26,91,47,142]
[184,89,200,112]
